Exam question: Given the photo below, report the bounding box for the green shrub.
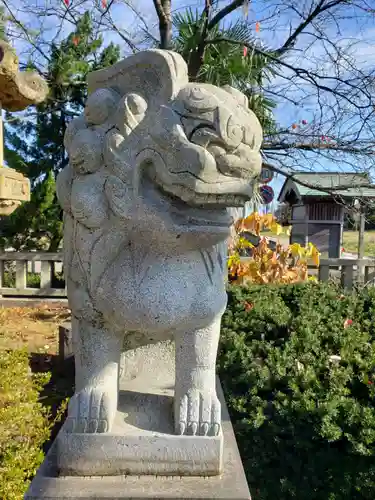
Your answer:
[218,282,375,499]
[0,349,52,500]
[2,271,65,289]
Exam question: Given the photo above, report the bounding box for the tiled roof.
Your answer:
[279,172,375,199]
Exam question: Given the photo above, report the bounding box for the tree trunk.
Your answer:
[153,0,172,50]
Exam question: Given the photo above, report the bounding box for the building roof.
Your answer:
[278,172,375,202]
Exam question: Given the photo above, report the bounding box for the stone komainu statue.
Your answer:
[56,50,262,438]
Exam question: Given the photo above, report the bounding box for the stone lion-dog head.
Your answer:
[58,50,263,253]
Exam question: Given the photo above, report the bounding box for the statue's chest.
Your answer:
[94,247,227,332]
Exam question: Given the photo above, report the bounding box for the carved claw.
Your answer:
[65,386,114,434]
[178,422,186,435]
[212,423,220,437]
[190,422,198,436]
[200,422,209,436]
[175,389,221,437]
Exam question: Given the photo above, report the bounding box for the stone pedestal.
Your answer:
[25,387,250,500]
[57,341,223,477]
[24,340,251,499]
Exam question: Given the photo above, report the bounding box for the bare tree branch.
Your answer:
[275,0,348,55]
[207,0,245,30]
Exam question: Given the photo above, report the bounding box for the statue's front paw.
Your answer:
[65,386,115,434]
[175,389,221,437]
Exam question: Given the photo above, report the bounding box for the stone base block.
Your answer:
[26,340,251,498]
[56,385,222,476]
[56,340,223,477]
[24,382,250,500]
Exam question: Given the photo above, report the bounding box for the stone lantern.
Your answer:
[0,40,48,215]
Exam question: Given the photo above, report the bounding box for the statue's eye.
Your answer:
[226,117,244,146]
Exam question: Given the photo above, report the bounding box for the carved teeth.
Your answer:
[156,180,249,207]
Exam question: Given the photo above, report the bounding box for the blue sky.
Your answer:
[8,0,375,204]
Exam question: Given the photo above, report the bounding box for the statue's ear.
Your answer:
[222,85,249,109]
[87,50,188,111]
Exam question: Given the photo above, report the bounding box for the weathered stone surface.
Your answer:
[0,167,30,214]
[55,48,262,477]
[58,322,73,362]
[57,341,222,476]
[0,41,48,215]
[0,40,48,111]
[24,382,251,500]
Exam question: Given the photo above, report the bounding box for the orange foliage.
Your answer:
[228,212,320,285]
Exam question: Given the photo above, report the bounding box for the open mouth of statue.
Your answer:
[153,183,238,228]
[141,163,250,229]
[157,186,233,227]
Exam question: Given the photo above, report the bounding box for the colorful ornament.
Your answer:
[255,22,260,33]
[243,46,248,57]
[72,36,79,46]
[63,0,69,6]
[292,123,297,129]
[101,0,107,8]
[301,119,308,125]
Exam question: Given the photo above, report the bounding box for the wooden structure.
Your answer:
[278,172,375,258]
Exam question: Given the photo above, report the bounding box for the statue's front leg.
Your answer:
[66,316,122,434]
[174,316,221,437]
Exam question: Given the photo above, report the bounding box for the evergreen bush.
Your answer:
[0,349,52,500]
[218,282,375,499]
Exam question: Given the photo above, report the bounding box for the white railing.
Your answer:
[0,252,374,298]
[0,252,66,297]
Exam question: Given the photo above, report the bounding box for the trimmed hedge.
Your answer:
[218,282,375,499]
[0,349,52,500]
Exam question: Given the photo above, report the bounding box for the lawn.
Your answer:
[260,229,375,257]
[342,230,375,256]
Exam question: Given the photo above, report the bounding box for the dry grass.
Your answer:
[0,303,70,354]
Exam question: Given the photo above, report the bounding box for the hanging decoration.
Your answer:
[101,0,107,8]
[63,0,69,6]
[72,35,80,46]
[243,46,248,57]
[255,21,260,33]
